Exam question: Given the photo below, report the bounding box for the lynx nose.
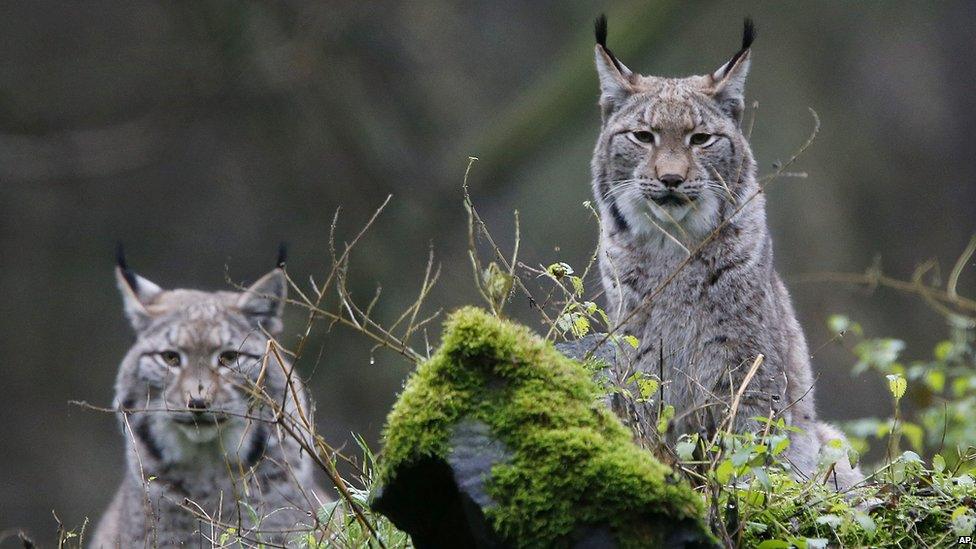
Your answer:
[659,174,684,189]
[187,397,210,411]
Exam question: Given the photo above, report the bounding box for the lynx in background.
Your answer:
[590,16,861,488]
[92,248,325,547]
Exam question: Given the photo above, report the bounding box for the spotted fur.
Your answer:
[590,17,861,489]
[92,258,325,547]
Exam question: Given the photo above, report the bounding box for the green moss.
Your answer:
[378,307,715,548]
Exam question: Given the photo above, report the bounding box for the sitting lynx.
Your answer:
[92,248,325,547]
[590,16,861,489]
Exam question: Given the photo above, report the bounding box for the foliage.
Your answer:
[832,313,976,472]
[353,302,976,549]
[728,450,976,548]
[691,313,976,548]
[303,438,411,549]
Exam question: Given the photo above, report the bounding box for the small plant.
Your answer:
[833,313,976,474]
[302,438,411,549]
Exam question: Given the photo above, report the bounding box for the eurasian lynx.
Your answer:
[590,16,861,488]
[91,248,325,547]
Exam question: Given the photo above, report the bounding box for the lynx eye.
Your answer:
[218,351,241,367]
[158,351,182,367]
[631,130,655,144]
[689,133,713,146]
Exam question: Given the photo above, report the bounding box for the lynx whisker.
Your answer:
[601,181,641,200]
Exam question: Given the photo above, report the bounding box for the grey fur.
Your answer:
[92,266,325,547]
[590,18,861,489]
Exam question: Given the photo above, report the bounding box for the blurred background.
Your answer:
[1,0,974,543]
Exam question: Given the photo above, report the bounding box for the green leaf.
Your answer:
[815,514,843,529]
[571,314,590,337]
[743,489,765,507]
[555,313,573,333]
[853,339,905,374]
[570,276,584,297]
[745,521,768,535]
[952,376,973,397]
[636,377,658,400]
[924,369,946,393]
[819,438,846,467]
[827,314,850,335]
[626,372,659,402]
[731,445,754,467]
[933,453,946,473]
[899,450,922,464]
[828,314,862,336]
[483,262,514,305]
[546,262,573,279]
[952,507,976,537]
[934,340,954,361]
[715,459,734,484]
[756,540,791,549]
[854,510,877,534]
[675,438,697,461]
[752,466,772,489]
[241,501,260,523]
[622,335,639,349]
[886,373,907,400]
[900,422,924,452]
[218,528,237,545]
[770,434,790,456]
[656,404,674,434]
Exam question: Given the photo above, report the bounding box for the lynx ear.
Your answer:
[237,263,287,335]
[594,14,634,121]
[115,244,163,331]
[708,18,755,123]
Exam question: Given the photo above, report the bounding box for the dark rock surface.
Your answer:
[554,333,619,369]
[372,418,510,548]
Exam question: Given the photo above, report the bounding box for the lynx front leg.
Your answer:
[696,335,787,439]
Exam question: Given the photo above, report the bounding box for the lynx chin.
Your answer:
[91,247,326,547]
[590,15,861,489]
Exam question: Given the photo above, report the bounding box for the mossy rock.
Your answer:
[371,307,717,548]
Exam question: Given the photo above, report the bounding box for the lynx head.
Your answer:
[112,245,295,467]
[592,15,758,239]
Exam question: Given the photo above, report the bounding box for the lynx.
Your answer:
[590,16,861,488]
[91,248,325,547]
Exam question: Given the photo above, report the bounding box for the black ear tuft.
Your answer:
[723,17,756,78]
[115,241,138,290]
[276,242,288,269]
[115,241,128,271]
[594,14,625,73]
[742,17,756,50]
[594,14,608,48]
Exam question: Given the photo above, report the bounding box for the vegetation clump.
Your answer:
[375,306,716,548]
[728,457,976,548]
